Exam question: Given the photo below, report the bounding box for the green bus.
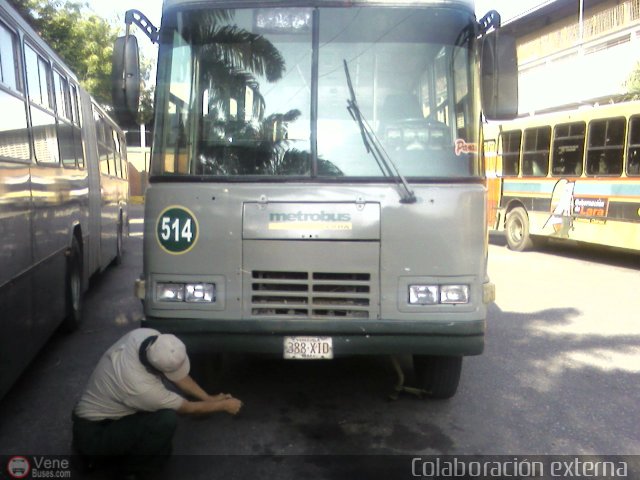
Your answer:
[113,0,517,398]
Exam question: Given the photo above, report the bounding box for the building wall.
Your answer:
[127,146,151,198]
[513,0,640,114]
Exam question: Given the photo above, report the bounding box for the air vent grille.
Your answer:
[251,270,372,318]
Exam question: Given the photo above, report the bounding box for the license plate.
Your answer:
[283,336,333,360]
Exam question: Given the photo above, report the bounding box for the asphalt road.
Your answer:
[0,207,639,478]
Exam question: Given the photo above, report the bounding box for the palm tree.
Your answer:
[182,9,335,175]
[183,9,285,117]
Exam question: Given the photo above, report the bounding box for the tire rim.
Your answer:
[509,217,524,244]
[71,265,81,312]
[117,224,123,256]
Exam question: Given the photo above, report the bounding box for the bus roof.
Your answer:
[488,100,640,133]
[162,0,476,13]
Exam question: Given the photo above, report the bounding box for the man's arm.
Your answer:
[173,375,227,402]
[173,375,242,416]
[177,396,242,416]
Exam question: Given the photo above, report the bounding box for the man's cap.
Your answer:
[146,334,190,381]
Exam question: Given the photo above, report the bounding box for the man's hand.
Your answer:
[220,397,242,415]
[208,393,232,402]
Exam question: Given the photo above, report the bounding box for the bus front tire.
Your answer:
[505,207,534,252]
[413,355,462,399]
[61,237,83,332]
[114,217,124,266]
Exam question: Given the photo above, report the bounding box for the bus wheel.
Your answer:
[114,217,123,265]
[413,355,462,399]
[62,237,83,332]
[505,207,534,251]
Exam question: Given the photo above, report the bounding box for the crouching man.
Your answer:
[72,328,242,478]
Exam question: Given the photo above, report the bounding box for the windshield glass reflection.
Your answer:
[152,7,478,179]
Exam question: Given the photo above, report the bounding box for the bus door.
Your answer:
[484,137,501,230]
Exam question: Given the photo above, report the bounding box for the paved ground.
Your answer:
[1,211,638,478]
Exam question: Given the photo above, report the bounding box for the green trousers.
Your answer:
[72,409,177,473]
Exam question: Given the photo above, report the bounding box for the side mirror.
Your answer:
[112,35,141,127]
[481,30,518,121]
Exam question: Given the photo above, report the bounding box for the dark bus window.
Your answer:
[70,84,81,126]
[71,85,84,168]
[522,126,550,176]
[587,118,625,176]
[627,116,640,176]
[73,127,84,168]
[499,130,521,176]
[0,23,19,91]
[552,122,585,176]
[58,120,76,167]
[106,125,118,177]
[95,113,109,175]
[24,45,52,109]
[112,130,124,179]
[53,70,72,120]
[118,133,128,180]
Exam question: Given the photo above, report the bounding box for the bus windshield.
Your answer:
[152,6,479,179]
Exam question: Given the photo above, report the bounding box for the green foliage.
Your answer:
[626,62,640,100]
[9,0,119,108]
[137,56,155,126]
[9,0,157,126]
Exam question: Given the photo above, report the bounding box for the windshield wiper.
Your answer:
[343,60,416,204]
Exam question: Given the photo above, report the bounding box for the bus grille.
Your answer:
[251,271,372,319]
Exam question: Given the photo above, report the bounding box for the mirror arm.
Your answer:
[124,9,159,44]
[478,10,501,36]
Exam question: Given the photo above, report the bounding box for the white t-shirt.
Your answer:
[75,328,184,421]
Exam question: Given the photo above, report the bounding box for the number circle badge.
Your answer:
[156,206,199,254]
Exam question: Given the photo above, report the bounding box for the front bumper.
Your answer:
[142,317,485,357]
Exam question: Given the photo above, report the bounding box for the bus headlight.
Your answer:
[156,283,185,302]
[408,284,470,305]
[408,285,439,305]
[156,282,216,303]
[440,285,470,304]
[185,283,216,303]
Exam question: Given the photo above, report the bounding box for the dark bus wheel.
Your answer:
[413,355,462,399]
[114,218,124,266]
[505,207,534,252]
[61,237,83,332]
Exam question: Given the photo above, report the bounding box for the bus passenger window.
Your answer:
[552,122,585,177]
[629,149,640,175]
[25,45,52,109]
[0,23,19,91]
[586,118,624,176]
[627,116,640,176]
[499,130,521,176]
[522,126,550,177]
[0,89,31,160]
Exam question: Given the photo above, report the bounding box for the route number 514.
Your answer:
[156,207,198,254]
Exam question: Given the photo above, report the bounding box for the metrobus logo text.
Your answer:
[268,211,352,231]
[269,212,351,223]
